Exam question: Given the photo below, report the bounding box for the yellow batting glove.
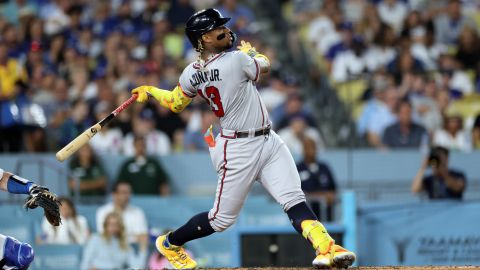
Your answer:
[131,86,152,103]
[237,40,258,57]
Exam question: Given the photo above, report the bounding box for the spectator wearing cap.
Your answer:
[278,114,325,157]
[89,101,124,155]
[434,0,476,45]
[382,99,429,149]
[433,115,472,152]
[117,135,170,195]
[123,108,171,156]
[325,21,360,64]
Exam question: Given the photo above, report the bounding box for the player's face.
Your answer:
[203,26,233,51]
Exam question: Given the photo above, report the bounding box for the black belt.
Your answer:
[236,126,271,138]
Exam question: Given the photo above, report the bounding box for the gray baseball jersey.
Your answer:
[178,51,305,232]
[179,51,271,131]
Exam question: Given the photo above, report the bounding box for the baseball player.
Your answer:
[132,8,356,269]
[0,168,61,269]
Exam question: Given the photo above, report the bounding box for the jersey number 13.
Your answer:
[198,86,225,117]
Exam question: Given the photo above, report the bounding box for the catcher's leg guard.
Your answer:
[0,235,34,269]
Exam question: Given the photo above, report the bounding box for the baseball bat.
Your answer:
[55,94,138,162]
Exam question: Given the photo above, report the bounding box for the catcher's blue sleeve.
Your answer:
[0,235,34,269]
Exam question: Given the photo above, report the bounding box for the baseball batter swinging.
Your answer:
[132,8,356,269]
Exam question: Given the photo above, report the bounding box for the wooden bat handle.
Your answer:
[56,123,101,162]
[55,94,138,162]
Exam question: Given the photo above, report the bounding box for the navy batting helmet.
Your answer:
[185,8,233,50]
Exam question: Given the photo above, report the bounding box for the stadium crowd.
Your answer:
[286,0,480,152]
[1,0,478,268]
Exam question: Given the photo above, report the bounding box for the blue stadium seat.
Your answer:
[76,205,100,232]
[0,215,34,244]
[32,244,83,270]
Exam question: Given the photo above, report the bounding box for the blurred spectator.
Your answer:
[377,0,408,34]
[434,0,476,45]
[166,0,195,31]
[0,38,28,152]
[123,108,171,156]
[117,135,170,195]
[454,27,480,70]
[89,101,124,155]
[69,144,108,197]
[472,114,480,149]
[41,0,71,36]
[296,137,336,221]
[216,0,255,36]
[39,197,90,245]
[359,84,398,149]
[58,99,90,148]
[411,146,466,200]
[273,93,316,130]
[409,22,448,71]
[436,54,474,98]
[96,181,149,244]
[81,212,147,270]
[68,66,97,102]
[433,115,472,152]
[331,37,368,82]
[386,49,425,84]
[382,99,428,149]
[278,115,325,157]
[184,109,218,151]
[409,77,443,132]
[364,23,397,72]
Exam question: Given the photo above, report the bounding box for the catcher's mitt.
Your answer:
[24,185,62,226]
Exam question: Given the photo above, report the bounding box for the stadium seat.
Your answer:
[0,215,34,244]
[76,204,100,232]
[31,244,83,270]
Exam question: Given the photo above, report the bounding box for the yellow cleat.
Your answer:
[155,233,197,269]
[332,244,356,269]
[301,220,335,268]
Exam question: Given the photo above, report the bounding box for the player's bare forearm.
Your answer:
[131,85,192,113]
[0,171,12,191]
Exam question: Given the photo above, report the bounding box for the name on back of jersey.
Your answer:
[190,69,221,88]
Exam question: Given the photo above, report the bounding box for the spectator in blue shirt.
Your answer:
[297,137,337,221]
